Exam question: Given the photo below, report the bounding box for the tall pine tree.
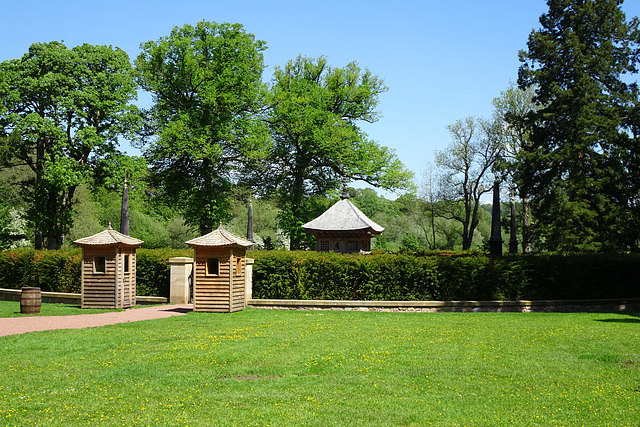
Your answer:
[518,0,640,252]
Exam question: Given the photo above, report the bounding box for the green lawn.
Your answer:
[0,300,121,317]
[1,308,638,426]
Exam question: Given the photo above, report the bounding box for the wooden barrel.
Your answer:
[20,287,41,314]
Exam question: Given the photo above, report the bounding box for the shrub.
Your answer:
[135,248,191,297]
[1,249,639,301]
[251,251,640,301]
[0,248,191,297]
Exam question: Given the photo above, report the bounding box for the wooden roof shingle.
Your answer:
[186,225,254,248]
[74,224,144,247]
[302,199,384,235]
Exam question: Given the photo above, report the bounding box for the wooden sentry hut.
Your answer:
[74,225,143,309]
[186,226,253,313]
[302,191,384,254]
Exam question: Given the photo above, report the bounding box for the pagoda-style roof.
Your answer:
[302,199,384,235]
[74,224,144,247]
[186,225,254,248]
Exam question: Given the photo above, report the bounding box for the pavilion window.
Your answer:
[94,256,106,274]
[207,258,219,276]
[235,257,242,276]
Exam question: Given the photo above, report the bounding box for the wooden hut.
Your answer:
[302,191,384,253]
[186,226,253,313]
[74,224,143,309]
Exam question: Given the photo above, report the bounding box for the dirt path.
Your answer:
[0,304,193,337]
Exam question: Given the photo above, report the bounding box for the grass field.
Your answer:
[0,300,121,317]
[1,307,639,426]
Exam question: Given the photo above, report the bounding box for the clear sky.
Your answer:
[2,0,640,198]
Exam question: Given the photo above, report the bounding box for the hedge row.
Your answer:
[0,248,191,297]
[1,249,639,301]
[251,251,640,301]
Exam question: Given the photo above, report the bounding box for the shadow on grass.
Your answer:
[595,312,640,324]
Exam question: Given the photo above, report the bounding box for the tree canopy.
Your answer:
[264,55,413,249]
[0,41,139,249]
[435,117,502,250]
[135,21,269,235]
[492,83,539,252]
[518,0,640,252]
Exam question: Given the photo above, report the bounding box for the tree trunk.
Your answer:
[289,168,305,251]
[430,205,437,250]
[521,196,532,253]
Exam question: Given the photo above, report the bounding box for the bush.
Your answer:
[135,248,191,297]
[1,249,639,301]
[251,251,640,301]
[0,249,82,292]
[0,248,191,297]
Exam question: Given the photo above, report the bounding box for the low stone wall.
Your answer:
[0,288,167,305]
[248,298,640,313]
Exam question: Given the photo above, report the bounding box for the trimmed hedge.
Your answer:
[251,251,640,301]
[1,249,639,301]
[0,248,191,297]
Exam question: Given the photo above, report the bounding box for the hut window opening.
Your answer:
[319,241,330,251]
[348,241,359,253]
[124,254,130,273]
[207,258,219,276]
[235,257,242,276]
[94,256,106,274]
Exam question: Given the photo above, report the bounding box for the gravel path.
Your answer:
[0,304,193,337]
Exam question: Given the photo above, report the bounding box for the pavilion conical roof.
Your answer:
[186,225,254,248]
[302,199,384,235]
[74,224,144,247]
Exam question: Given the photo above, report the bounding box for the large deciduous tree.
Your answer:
[265,56,413,249]
[518,0,640,252]
[435,117,502,251]
[0,42,139,249]
[492,83,539,253]
[135,21,269,235]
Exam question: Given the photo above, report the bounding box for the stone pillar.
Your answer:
[169,257,194,304]
[489,180,503,257]
[245,258,254,305]
[509,193,518,254]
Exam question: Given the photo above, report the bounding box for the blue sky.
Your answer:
[3,0,640,198]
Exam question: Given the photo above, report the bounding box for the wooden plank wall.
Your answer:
[81,247,117,309]
[193,247,247,313]
[194,247,232,312]
[231,247,246,312]
[117,248,136,309]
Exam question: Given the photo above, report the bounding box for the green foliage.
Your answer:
[92,153,150,203]
[136,21,269,234]
[435,117,502,250]
[0,42,139,249]
[1,248,639,302]
[0,248,191,297]
[518,0,640,252]
[0,249,81,292]
[135,248,191,297]
[400,233,422,252]
[492,83,538,253]
[224,196,288,250]
[252,251,640,301]
[263,55,413,249]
